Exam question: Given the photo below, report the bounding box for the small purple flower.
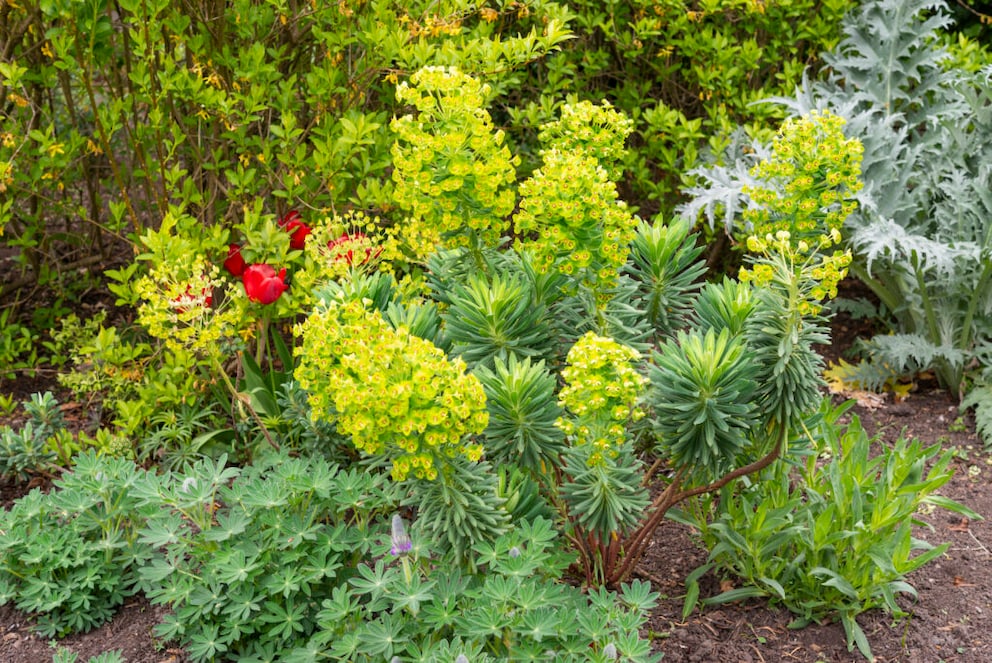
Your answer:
[455,656,469,663]
[390,514,412,556]
[508,546,521,558]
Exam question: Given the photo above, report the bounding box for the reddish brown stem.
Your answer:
[606,436,784,587]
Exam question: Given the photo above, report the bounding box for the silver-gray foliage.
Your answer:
[683,0,992,439]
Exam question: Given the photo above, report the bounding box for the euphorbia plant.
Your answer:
[438,107,862,587]
[390,66,519,260]
[591,111,862,586]
[515,102,639,305]
[288,72,863,592]
[295,283,509,558]
[295,297,489,483]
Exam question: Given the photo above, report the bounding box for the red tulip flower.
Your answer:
[279,209,312,250]
[223,244,246,277]
[243,264,288,304]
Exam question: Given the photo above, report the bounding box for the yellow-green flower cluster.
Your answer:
[514,149,638,298]
[291,211,389,297]
[390,66,518,254]
[738,111,863,312]
[134,256,245,356]
[739,230,853,314]
[556,332,647,465]
[741,110,862,253]
[538,100,634,180]
[294,299,489,481]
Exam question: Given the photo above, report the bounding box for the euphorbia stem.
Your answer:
[607,430,785,587]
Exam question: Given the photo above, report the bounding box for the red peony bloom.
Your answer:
[328,232,382,266]
[242,264,288,304]
[279,209,312,250]
[223,243,246,277]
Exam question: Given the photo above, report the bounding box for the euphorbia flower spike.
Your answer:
[328,232,382,266]
[279,209,312,250]
[242,264,288,304]
[223,243,246,277]
[172,285,213,313]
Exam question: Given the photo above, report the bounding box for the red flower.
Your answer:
[173,285,213,313]
[328,232,382,266]
[279,209,312,250]
[224,244,246,277]
[242,264,288,304]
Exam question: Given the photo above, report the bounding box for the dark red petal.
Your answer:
[224,244,246,277]
[279,209,301,227]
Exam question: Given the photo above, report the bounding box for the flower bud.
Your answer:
[390,514,412,556]
[223,244,246,277]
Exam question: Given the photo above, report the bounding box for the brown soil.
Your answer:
[1,304,990,663]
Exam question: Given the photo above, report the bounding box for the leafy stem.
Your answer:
[208,353,279,453]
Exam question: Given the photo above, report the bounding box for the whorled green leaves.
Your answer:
[745,287,829,431]
[623,217,707,338]
[693,277,754,338]
[410,457,509,560]
[474,355,565,471]
[559,442,649,541]
[443,271,555,371]
[649,329,757,479]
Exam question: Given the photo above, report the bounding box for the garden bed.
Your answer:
[1,332,990,662]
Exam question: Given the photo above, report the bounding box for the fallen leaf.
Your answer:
[849,390,887,410]
[891,381,914,402]
[949,518,970,532]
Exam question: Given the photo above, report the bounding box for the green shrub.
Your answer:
[503,0,855,216]
[0,392,61,481]
[0,0,570,278]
